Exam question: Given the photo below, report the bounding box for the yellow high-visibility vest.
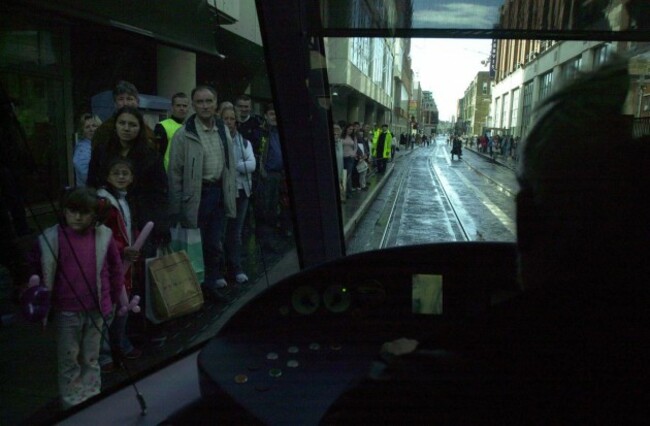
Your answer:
[161,118,183,170]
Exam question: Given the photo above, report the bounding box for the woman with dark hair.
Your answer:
[87,106,169,245]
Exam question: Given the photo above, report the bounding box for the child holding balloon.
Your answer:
[26,186,129,408]
[97,157,146,372]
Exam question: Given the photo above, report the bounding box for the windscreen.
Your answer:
[1,0,649,424]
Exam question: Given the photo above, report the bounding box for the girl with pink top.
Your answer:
[28,187,124,408]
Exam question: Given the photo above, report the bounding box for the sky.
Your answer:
[410,38,493,122]
[412,0,501,29]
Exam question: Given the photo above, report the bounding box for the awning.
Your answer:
[16,0,223,55]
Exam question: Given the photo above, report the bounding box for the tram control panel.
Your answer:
[198,242,519,424]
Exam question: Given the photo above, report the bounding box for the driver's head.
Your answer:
[516,59,650,310]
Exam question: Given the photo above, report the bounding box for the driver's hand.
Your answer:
[381,337,419,357]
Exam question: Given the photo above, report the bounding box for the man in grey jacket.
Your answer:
[168,85,237,301]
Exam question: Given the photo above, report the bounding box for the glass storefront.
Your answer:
[1,26,68,207]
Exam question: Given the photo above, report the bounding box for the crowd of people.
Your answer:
[471,133,520,161]
[332,121,396,201]
[17,80,431,409]
[16,80,294,408]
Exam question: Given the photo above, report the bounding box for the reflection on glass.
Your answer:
[2,0,649,423]
[322,0,648,32]
[412,274,443,315]
[0,1,301,423]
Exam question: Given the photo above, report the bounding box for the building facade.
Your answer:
[421,90,439,135]
[458,72,491,136]
[325,36,395,130]
[490,0,650,138]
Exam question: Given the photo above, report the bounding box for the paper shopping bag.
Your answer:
[170,224,205,283]
[146,250,203,323]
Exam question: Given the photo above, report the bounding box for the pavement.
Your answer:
[341,140,520,241]
[341,146,416,240]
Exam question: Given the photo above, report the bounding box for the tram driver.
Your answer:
[323,59,650,424]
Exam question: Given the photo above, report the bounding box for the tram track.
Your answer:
[377,144,475,248]
[378,155,412,248]
[428,155,473,242]
[350,140,516,252]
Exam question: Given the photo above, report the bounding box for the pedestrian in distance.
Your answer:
[371,124,392,174]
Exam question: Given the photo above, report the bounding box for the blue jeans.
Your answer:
[198,184,226,286]
[224,190,250,275]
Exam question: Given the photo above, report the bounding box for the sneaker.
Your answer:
[215,278,228,288]
[235,273,249,284]
[123,348,142,360]
[101,362,116,373]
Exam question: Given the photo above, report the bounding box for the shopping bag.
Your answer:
[170,224,204,283]
[145,249,204,323]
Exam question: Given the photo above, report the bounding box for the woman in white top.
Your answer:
[333,123,344,195]
[221,106,256,284]
[341,123,358,196]
[356,129,369,190]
